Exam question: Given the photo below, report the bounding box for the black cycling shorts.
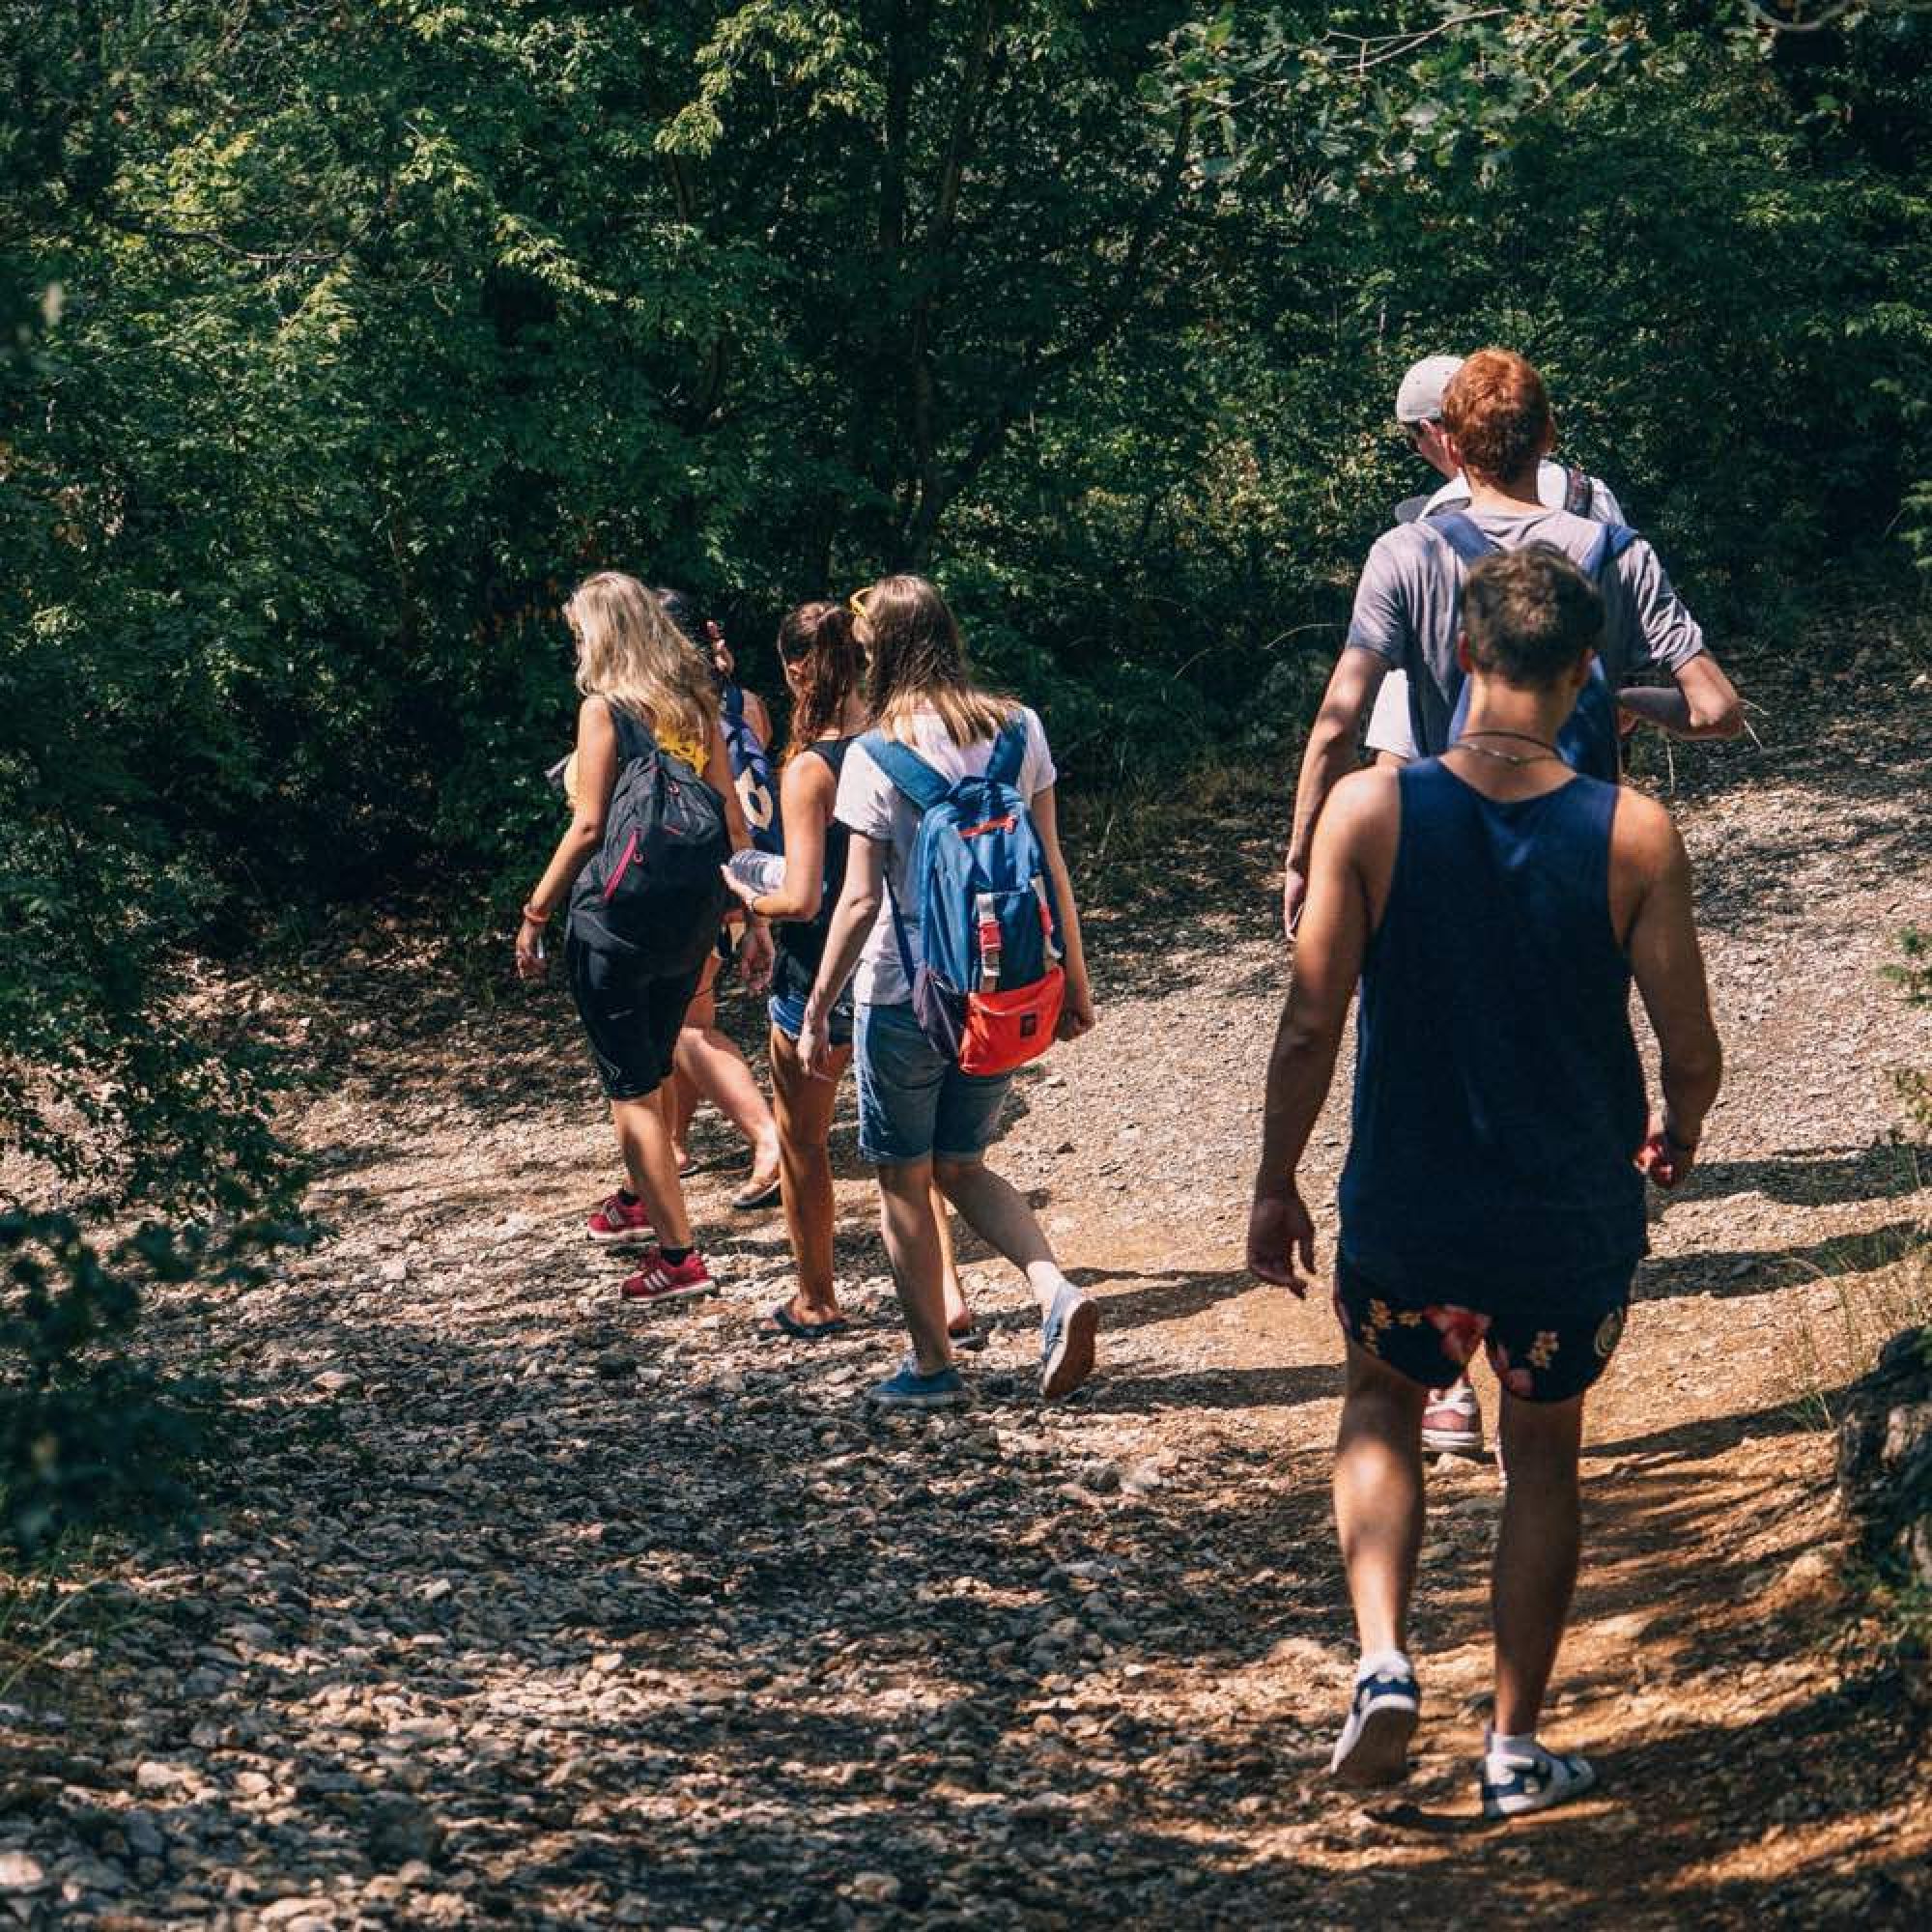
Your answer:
[565,930,703,1102]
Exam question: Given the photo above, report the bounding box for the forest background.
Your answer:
[3,0,1930,1548]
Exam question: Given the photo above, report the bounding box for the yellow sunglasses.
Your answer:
[847,586,873,619]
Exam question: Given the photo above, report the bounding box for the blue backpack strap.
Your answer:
[1582,522,1636,581]
[1422,510,1499,569]
[984,716,1028,788]
[858,730,948,989]
[859,729,951,813]
[722,680,745,724]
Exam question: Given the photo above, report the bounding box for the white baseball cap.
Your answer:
[1395,354,1464,424]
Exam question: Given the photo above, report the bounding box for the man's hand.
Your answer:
[1636,1123,1697,1190]
[1247,1183,1317,1297]
[1282,863,1309,940]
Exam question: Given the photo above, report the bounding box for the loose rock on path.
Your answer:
[4,658,1930,1928]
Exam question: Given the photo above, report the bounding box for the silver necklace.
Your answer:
[1454,730,1560,768]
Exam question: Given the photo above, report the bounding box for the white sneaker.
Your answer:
[1328,1657,1420,1787]
[1480,1733,1597,1818]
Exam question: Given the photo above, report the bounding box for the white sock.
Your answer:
[1357,1647,1411,1683]
[1490,1730,1540,1759]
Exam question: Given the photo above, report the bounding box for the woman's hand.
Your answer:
[515,916,549,981]
[1056,983,1096,1041]
[739,919,774,994]
[799,1003,833,1079]
[721,866,762,912]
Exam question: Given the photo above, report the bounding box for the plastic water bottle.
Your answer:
[726,849,787,897]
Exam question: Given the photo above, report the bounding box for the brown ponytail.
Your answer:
[779,601,867,760]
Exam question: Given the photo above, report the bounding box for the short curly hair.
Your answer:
[1442,348,1553,484]
[1462,545,1604,691]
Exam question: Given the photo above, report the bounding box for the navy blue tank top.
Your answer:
[773,737,853,999]
[1338,760,1648,1292]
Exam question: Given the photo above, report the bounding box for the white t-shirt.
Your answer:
[835,706,1057,1007]
[1367,466,1630,759]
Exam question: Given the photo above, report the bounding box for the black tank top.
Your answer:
[774,737,854,997]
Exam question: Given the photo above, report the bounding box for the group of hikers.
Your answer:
[513,348,1734,1821]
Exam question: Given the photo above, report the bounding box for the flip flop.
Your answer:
[769,1301,850,1341]
[732,1175,782,1211]
[949,1319,989,1353]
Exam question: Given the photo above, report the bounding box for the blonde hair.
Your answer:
[566,572,717,751]
[858,574,1015,746]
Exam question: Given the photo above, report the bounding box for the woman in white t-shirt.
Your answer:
[800,576,1099,1411]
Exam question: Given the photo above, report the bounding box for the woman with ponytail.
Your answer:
[724,602,974,1342]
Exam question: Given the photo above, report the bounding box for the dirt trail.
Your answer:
[6,672,1930,1929]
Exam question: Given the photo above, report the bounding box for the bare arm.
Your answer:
[1283,647,1387,935]
[799,833,886,1072]
[701,722,772,986]
[516,700,617,978]
[703,724,753,854]
[1250,773,1384,1293]
[1621,801,1722,1162]
[1618,655,1742,741]
[1026,782,1094,1037]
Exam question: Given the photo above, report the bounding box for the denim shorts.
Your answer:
[855,1001,1011,1166]
[767,988,854,1049]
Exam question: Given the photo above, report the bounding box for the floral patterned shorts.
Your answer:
[1332,1256,1634,1405]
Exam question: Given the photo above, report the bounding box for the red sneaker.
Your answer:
[587,1191,654,1245]
[621,1251,717,1306]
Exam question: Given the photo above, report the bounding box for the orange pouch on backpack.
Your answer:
[958,964,1065,1076]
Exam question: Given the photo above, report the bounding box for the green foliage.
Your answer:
[0,1211,294,1552]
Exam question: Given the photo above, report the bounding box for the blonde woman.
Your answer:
[800,576,1098,1409]
[516,572,772,1306]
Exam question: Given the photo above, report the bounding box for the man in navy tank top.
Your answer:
[1248,545,1723,1818]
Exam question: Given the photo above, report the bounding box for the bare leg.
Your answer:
[769,1025,851,1323]
[875,1156,953,1376]
[934,1185,970,1329]
[609,1090,693,1251]
[1334,1344,1429,1658]
[668,1065,699,1174]
[931,1155,1069,1313]
[674,964,780,1190]
[1492,1392,1584,1737]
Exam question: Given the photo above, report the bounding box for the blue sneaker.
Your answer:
[1479,1733,1596,1819]
[1328,1657,1420,1787]
[867,1354,968,1411]
[1039,1282,1098,1401]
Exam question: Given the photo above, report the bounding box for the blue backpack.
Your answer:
[1427,512,1635,782]
[721,681,781,854]
[861,720,1065,1076]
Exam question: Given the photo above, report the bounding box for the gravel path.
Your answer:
[3,663,1929,1928]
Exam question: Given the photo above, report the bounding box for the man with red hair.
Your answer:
[1280,348,1741,1461]
[1285,349,1740,936]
